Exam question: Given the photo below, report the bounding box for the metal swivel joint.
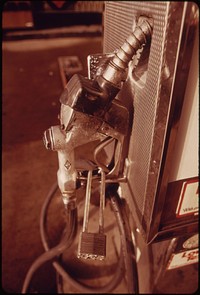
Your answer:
[59,17,153,116]
[95,16,153,103]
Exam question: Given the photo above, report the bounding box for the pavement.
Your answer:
[2,33,106,293]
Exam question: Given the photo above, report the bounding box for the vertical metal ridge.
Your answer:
[103,1,185,221]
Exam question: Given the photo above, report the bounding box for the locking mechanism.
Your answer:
[77,169,106,260]
[43,17,153,261]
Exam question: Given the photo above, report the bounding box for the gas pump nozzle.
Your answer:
[43,17,153,207]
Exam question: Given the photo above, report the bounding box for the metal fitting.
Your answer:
[62,195,77,210]
[43,126,67,151]
[102,17,153,86]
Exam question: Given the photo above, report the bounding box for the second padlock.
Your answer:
[77,169,106,260]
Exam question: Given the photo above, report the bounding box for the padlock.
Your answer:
[77,169,106,260]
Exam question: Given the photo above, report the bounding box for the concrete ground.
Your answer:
[2,34,104,293]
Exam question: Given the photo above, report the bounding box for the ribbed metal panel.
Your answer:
[104,1,168,54]
[104,0,187,226]
[104,1,169,216]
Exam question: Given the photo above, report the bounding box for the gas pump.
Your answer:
[102,1,198,293]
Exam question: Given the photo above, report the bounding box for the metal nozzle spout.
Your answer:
[43,128,54,150]
[43,126,67,151]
